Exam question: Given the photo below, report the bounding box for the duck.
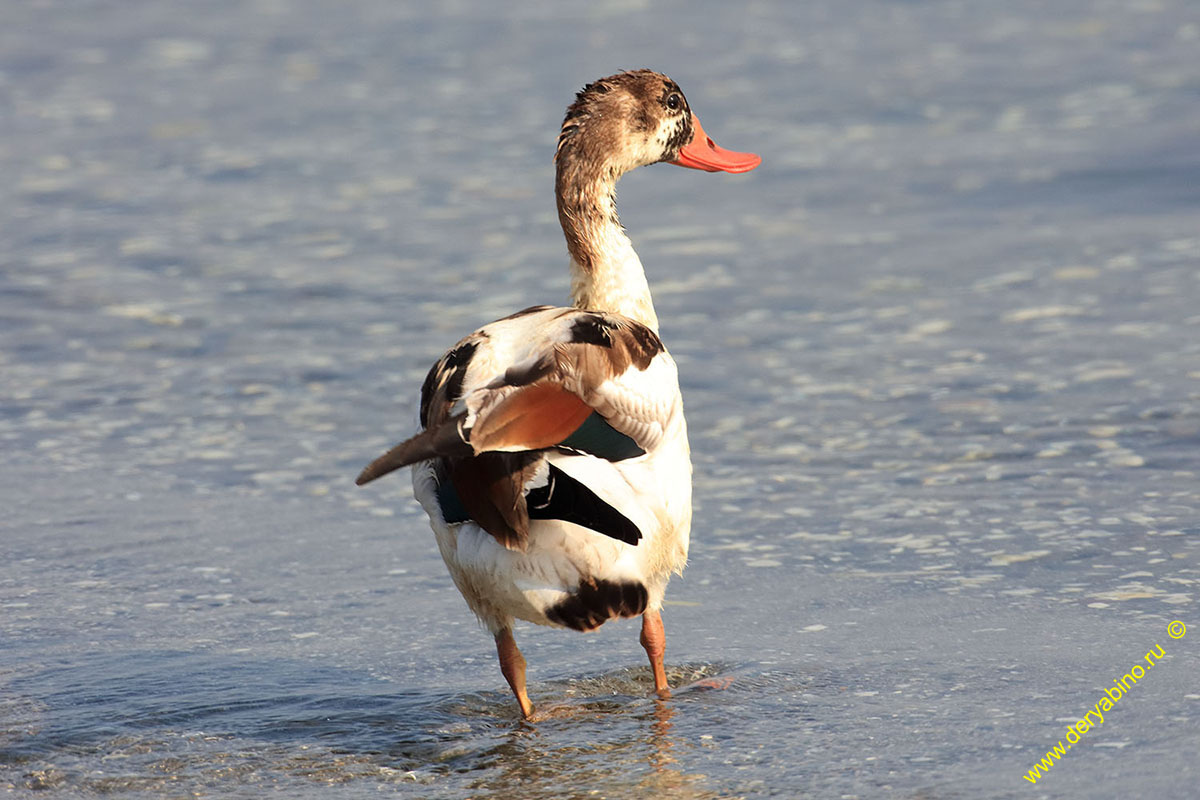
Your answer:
[356,69,759,718]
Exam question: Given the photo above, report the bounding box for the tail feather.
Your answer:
[356,416,472,485]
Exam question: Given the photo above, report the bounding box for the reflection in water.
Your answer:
[469,686,721,800]
[648,699,677,772]
[3,653,737,798]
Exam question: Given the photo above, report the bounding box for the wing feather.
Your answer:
[357,306,680,551]
[468,382,594,452]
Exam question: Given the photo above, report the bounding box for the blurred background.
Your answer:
[3,1,1198,797]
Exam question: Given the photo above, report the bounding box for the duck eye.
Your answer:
[665,93,682,111]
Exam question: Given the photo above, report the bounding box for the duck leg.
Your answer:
[495,627,534,718]
[640,609,671,698]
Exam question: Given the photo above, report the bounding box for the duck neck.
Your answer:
[556,167,659,332]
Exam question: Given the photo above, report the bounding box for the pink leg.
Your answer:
[640,609,671,698]
[495,627,534,719]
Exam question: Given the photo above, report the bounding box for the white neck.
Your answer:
[567,219,659,331]
[557,169,660,331]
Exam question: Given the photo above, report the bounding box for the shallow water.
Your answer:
[3,0,1200,797]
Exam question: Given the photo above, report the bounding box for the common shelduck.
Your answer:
[357,70,759,718]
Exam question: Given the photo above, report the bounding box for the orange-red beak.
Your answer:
[669,114,761,174]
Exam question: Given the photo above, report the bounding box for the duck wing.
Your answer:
[356,306,680,550]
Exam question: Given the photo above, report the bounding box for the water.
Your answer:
[3,0,1199,796]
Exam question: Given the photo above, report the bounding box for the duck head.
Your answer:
[555,69,761,178]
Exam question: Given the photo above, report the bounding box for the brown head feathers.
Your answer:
[555,70,695,174]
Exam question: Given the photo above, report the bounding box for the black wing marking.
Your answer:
[525,463,642,545]
[419,337,481,428]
